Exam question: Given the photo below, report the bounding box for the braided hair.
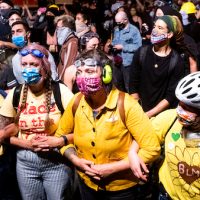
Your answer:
[14,43,53,132]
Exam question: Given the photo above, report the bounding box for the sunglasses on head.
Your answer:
[74,58,100,68]
[20,49,45,58]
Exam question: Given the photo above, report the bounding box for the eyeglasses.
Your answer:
[74,58,100,68]
[20,49,45,58]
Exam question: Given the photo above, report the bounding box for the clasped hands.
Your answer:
[72,156,115,181]
[30,135,62,152]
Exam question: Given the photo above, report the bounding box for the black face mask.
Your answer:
[0,9,10,19]
[117,23,126,30]
[46,15,55,23]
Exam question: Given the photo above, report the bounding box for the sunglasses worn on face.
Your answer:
[74,58,100,68]
[20,49,45,58]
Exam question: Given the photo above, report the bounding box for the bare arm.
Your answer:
[189,56,198,73]
[135,0,145,12]
[0,41,18,49]
[146,99,170,118]
[0,115,18,143]
[10,136,33,149]
[24,5,35,21]
[63,65,76,91]
[64,147,99,178]
[131,93,140,100]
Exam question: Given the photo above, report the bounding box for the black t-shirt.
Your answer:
[131,46,185,112]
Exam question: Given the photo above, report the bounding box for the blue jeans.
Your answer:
[78,176,139,200]
[16,149,73,200]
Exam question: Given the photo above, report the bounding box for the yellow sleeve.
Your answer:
[55,93,80,155]
[151,109,177,145]
[0,88,16,118]
[59,83,74,109]
[125,94,160,163]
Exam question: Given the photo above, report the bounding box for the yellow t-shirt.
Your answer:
[56,88,160,191]
[152,109,200,200]
[0,83,74,140]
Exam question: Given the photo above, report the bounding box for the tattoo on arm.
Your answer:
[0,115,14,129]
[64,147,77,161]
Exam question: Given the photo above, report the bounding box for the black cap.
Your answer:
[8,8,21,18]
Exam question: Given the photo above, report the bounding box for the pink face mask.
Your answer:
[76,76,103,96]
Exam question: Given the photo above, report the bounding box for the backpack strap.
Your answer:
[52,81,64,114]
[72,93,83,117]
[168,50,179,75]
[139,45,149,67]
[117,91,126,126]
[12,84,23,111]
[164,115,178,140]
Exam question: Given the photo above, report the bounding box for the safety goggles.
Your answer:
[74,58,100,68]
[20,49,45,58]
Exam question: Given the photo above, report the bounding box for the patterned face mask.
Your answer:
[76,76,102,96]
[176,105,197,126]
[22,68,41,84]
[150,31,168,44]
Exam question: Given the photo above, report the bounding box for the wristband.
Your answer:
[61,135,68,145]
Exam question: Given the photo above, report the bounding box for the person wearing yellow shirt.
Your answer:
[38,49,160,200]
[0,43,74,200]
[129,72,200,200]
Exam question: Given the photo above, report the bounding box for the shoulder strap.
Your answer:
[139,45,149,66]
[168,50,179,75]
[117,91,126,126]
[12,84,23,111]
[52,81,64,114]
[72,93,83,117]
[165,115,178,139]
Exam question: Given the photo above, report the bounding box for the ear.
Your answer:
[26,31,31,39]
[167,32,174,39]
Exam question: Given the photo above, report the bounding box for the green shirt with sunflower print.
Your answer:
[152,109,200,200]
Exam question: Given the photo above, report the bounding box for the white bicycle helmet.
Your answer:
[175,72,200,109]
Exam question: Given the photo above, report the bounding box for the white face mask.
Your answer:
[56,27,72,45]
[75,20,88,33]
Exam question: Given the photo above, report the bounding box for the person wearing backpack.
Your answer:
[36,49,160,200]
[0,43,74,200]
[131,15,185,118]
[129,71,200,200]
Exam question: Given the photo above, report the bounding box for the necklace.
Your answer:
[153,47,171,69]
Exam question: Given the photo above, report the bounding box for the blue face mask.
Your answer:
[12,36,27,48]
[22,68,41,84]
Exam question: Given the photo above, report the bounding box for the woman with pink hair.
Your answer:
[0,43,74,200]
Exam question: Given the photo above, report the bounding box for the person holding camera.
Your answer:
[110,11,142,94]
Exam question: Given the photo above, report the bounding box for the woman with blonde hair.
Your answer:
[0,43,74,200]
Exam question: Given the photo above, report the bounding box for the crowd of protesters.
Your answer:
[0,0,200,199]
